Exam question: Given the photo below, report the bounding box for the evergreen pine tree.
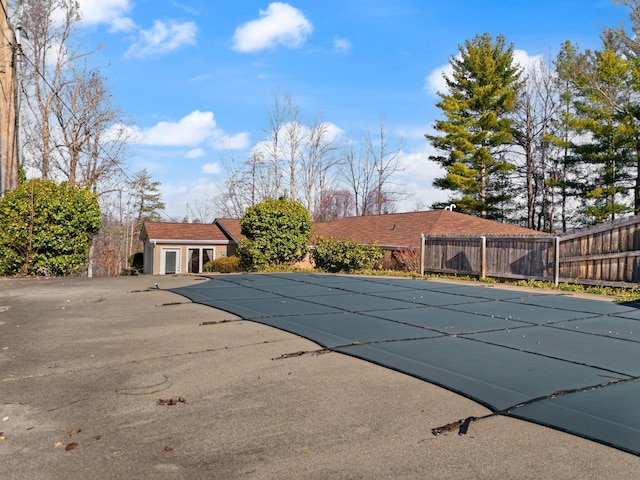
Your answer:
[558,44,636,223]
[128,169,165,225]
[426,33,522,219]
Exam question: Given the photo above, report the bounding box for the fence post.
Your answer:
[480,236,487,279]
[554,236,560,286]
[420,234,425,275]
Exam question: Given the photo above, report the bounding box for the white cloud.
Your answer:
[202,163,222,175]
[424,49,543,97]
[396,124,430,141]
[135,111,249,151]
[186,148,205,159]
[126,20,197,58]
[424,58,454,97]
[512,49,544,73]
[104,122,142,143]
[160,179,219,221]
[395,143,449,211]
[322,122,344,143]
[332,38,351,54]
[77,2,200,56]
[211,132,251,150]
[77,0,135,32]
[251,139,273,159]
[140,111,215,147]
[232,2,313,53]
[399,148,443,183]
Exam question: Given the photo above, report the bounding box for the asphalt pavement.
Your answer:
[1,274,639,479]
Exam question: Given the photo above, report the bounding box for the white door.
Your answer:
[161,248,181,274]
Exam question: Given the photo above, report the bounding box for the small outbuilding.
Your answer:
[139,220,243,275]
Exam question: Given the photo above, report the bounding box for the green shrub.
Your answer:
[204,256,240,273]
[0,179,101,276]
[312,237,383,273]
[238,197,312,270]
[129,251,144,270]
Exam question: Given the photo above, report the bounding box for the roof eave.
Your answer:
[213,219,240,243]
[146,239,230,245]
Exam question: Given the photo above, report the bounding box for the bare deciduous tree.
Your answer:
[213,152,274,218]
[262,90,287,198]
[281,94,302,200]
[313,189,353,222]
[17,0,81,179]
[364,117,405,215]
[217,93,406,221]
[186,197,217,224]
[341,119,405,216]
[52,65,130,192]
[300,115,341,215]
[16,0,129,194]
[341,138,374,216]
[511,59,558,230]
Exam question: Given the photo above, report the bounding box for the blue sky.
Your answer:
[73,0,631,220]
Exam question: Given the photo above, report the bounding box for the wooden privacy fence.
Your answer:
[420,234,559,283]
[557,215,640,287]
[420,215,640,287]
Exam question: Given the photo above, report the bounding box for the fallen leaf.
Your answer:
[65,442,79,451]
[301,448,312,454]
[163,446,174,452]
[65,428,81,438]
[53,441,63,448]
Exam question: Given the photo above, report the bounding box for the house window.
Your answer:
[188,247,214,273]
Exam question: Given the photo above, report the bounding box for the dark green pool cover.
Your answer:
[170,273,640,456]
